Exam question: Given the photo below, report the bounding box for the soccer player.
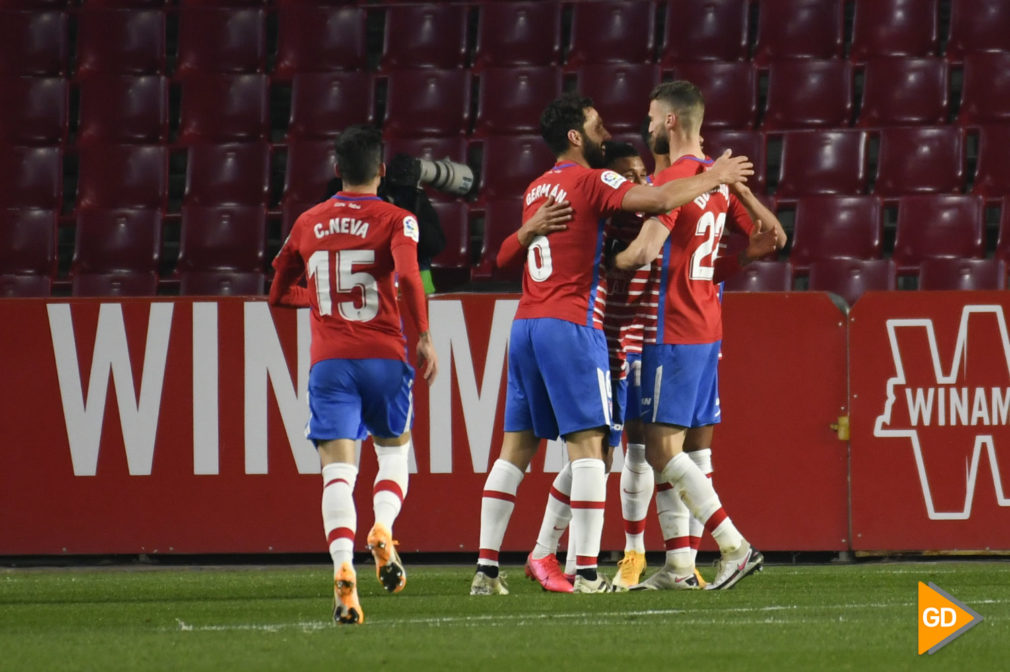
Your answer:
[471,93,754,595]
[614,81,784,590]
[269,124,438,624]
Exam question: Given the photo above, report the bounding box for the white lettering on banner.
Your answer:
[243,302,318,474]
[429,299,517,473]
[193,302,219,474]
[874,305,1010,520]
[47,303,173,476]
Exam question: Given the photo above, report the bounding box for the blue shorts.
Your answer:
[609,352,643,447]
[306,358,415,442]
[504,318,612,440]
[640,342,721,428]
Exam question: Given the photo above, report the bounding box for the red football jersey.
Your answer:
[602,210,655,379]
[514,162,635,328]
[641,156,754,345]
[272,193,420,364]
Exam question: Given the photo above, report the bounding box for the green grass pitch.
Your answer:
[3,560,1008,671]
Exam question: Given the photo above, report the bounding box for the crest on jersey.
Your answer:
[403,215,420,242]
[600,170,627,190]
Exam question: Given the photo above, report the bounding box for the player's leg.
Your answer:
[566,427,610,593]
[615,354,650,589]
[527,458,575,593]
[684,424,715,587]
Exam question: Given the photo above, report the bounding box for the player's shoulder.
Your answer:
[660,155,711,180]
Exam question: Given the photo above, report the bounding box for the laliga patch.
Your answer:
[600,170,627,190]
[403,215,420,242]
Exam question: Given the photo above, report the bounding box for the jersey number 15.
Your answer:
[307,249,378,322]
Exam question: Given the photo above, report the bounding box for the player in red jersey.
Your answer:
[614,81,785,590]
[269,125,438,624]
[471,93,754,595]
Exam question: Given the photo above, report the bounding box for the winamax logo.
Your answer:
[874,305,1010,520]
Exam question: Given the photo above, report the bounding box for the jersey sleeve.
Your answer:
[268,227,310,307]
[583,169,636,215]
[390,208,422,254]
[726,193,755,236]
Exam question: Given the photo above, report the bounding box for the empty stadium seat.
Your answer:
[179,270,264,296]
[472,1,561,69]
[72,271,158,297]
[807,257,896,305]
[0,145,62,209]
[76,74,169,146]
[857,57,949,127]
[946,0,1010,62]
[994,196,1010,263]
[722,260,794,291]
[472,199,523,282]
[429,199,470,271]
[288,71,374,141]
[789,195,883,273]
[274,5,367,78]
[76,144,168,210]
[75,8,165,76]
[0,207,57,276]
[0,76,67,145]
[874,126,965,198]
[177,203,266,272]
[380,4,467,71]
[0,10,66,75]
[659,0,750,65]
[958,51,1010,125]
[178,73,269,143]
[753,0,844,65]
[774,130,868,199]
[282,139,336,234]
[665,61,757,129]
[762,60,853,130]
[574,63,661,133]
[973,125,1010,200]
[72,207,162,274]
[700,129,767,193]
[382,69,470,138]
[176,6,266,76]
[566,0,656,67]
[473,134,555,202]
[474,67,562,136]
[184,142,270,206]
[0,273,52,297]
[892,194,985,272]
[918,257,1006,290]
[849,0,940,62]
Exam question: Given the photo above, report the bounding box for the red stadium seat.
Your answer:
[176,6,266,76]
[789,195,883,273]
[184,142,270,206]
[722,260,794,292]
[177,203,266,272]
[762,60,854,131]
[274,5,367,79]
[178,73,269,143]
[850,0,940,62]
[0,273,51,297]
[892,194,985,272]
[918,257,1006,290]
[566,0,656,67]
[282,139,335,234]
[0,207,57,276]
[0,10,67,75]
[807,257,896,305]
[575,63,661,133]
[993,196,1010,263]
[667,61,757,130]
[753,0,844,65]
[75,8,165,76]
[473,67,562,136]
[72,271,158,297]
[701,129,767,193]
[958,52,1010,126]
[472,1,562,69]
[76,144,168,210]
[179,270,264,296]
[473,134,555,202]
[946,0,1010,62]
[72,207,162,274]
[973,125,1010,200]
[659,0,750,65]
[0,145,62,209]
[430,199,470,280]
[0,76,68,145]
[874,126,965,198]
[382,69,470,139]
[774,130,868,199]
[472,199,522,282]
[281,197,318,240]
[77,74,169,146]
[288,71,374,141]
[380,4,467,71]
[857,57,949,127]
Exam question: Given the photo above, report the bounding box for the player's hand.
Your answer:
[709,149,753,185]
[416,332,438,385]
[742,224,779,263]
[517,196,571,246]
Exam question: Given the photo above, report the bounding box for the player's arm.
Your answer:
[495,196,573,269]
[613,216,670,270]
[392,243,438,384]
[711,226,781,283]
[268,241,311,308]
[730,182,787,249]
[620,150,753,215]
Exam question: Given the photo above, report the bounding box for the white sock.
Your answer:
[373,442,410,533]
[533,462,572,559]
[477,459,524,568]
[655,480,691,573]
[620,443,652,553]
[564,520,578,576]
[570,458,606,571]
[661,452,743,554]
[687,448,712,565]
[321,462,358,571]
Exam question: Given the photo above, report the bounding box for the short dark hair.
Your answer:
[335,124,383,186]
[650,80,705,136]
[602,140,639,167]
[540,92,594,157]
